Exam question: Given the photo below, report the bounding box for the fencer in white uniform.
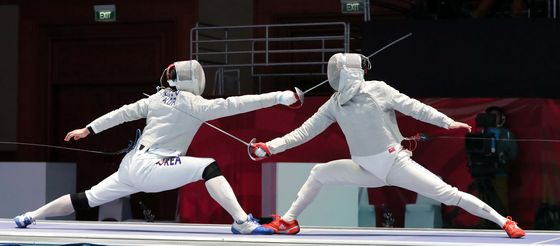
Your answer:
[251,53,525,238]
[14,60,299,235]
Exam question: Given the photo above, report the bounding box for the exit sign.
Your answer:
[94,5,116,22]
[341,0,364,14]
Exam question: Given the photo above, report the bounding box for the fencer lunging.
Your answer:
[250,53,525,238]
[14,60,300,235]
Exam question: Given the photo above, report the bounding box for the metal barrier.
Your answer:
[552,0,560,19]
[190,22,350,94]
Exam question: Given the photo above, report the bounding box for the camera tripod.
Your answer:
[469,175,506,214]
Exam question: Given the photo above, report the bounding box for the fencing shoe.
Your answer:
[264,214,300,234]
[14,213,35,228]
[231,214,273,235]
[503,216,525,238]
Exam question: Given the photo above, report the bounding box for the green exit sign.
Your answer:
[94,5,116,22]
[341,0,364,14]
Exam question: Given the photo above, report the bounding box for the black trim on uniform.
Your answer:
[86,126,96,135]
[70,192,92,211]
[202,161,222,181]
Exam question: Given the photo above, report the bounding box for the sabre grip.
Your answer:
[251,142,271,158]
[288,87,304,109]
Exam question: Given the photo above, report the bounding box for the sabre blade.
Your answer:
[201,121,250,146]
[303,79,329,94]
[366,33,412,59]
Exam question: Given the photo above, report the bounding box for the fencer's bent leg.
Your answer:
[385,151,507,227]
[282,159,386,221]
[203,162,248,222]
[134,153,252,223]
[27,194,74,220]
[201,161,271,234]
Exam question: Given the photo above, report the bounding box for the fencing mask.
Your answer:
[165,60,206,95]
[327,53,370,105]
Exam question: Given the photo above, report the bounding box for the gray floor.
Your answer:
[1,219,559,246]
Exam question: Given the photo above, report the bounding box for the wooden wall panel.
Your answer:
[49,24,171,85]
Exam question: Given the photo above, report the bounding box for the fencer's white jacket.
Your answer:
[87,89,279,156]
[267,80,455,157]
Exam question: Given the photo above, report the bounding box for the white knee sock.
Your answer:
[28,194,75,220]
[205,176,248,223]
[457,191,507,227]
[282,176,322,222]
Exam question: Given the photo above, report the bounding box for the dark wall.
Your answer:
[363,19,560,98]
[0,5,18,156]
[16,0,197,221]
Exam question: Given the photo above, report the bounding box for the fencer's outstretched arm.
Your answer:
[196,91,297,121]
[380,82,471,131]
[86,97,150,135]
[264,102,335,155]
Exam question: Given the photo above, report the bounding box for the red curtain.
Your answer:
[179,97,560,229]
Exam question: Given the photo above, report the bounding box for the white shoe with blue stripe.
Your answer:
[14,213,35,228]
[231,214,273,235]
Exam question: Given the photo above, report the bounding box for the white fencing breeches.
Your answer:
[85,146,214,208]
[283,149,506,227]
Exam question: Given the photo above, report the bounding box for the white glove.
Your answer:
[276,90,297,106]
[249,142,271,160]
[255,148,267,157]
